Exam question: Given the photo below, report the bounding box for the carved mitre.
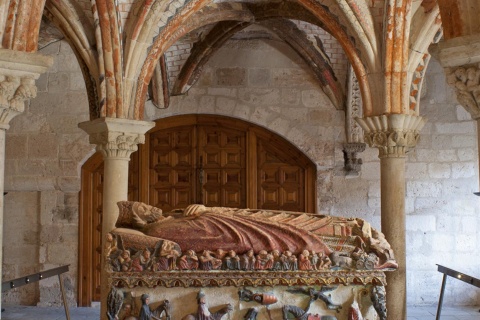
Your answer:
[356,114,426,157]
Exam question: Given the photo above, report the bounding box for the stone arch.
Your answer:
[131,0,373,120]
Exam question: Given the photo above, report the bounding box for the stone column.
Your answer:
[0,49,52,316]
[79,118,154,319]
[357,114,426,320]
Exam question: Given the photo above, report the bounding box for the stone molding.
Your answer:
[356,114,426,158]
[446,64,480,119]
[430,34,480,68]
[0,49,53,130]
[79,118,155,159]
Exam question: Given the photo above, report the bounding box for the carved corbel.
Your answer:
[446,64,480,119]
[343,142,366,176]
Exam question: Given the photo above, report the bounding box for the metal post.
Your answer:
[58,274,71,320]
[436,273,447,320]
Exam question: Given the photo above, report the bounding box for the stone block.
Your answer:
[250,107,273,124]
[28,133,58,159]
[436,149,457,162]
[48,72,70,93]
[457,148,476,161]
[248,68,270,86]
[215,96,236,113]
[281,88,301,106]
[232,104,252,119]
[451,162,476,178]
[452,135,476,148]
[197,95,214,110]
[5,134,27,159]
[57,177,81,192]
[407,181,442,197]
[428,233,455,252]
[215,68,246,86]
[461,216,478,234]
[36,177,56,190]
[16,159,46,175]
[70,71,86,91]
[360,162,380,180]
[57,53,81,72]
[415,149,437,162]
[238,88,281,105]
[301,89,334,109]
[431,135,454,149]
[435,122,475,134]
[47,243,76,265]
[406,215,436,232]
[58,133,91,161]
[10,176,39,190]
[40,225,62,243]
[455,234,476,252]
[271,68,314,87]
[406,162,428,179]
[428,163,451,179]
[207,87,237,97]
[48,115,84,134]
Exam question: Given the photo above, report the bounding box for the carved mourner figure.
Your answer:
[182,290,233,320]
[138,294,171,320]
[112,201,398,271]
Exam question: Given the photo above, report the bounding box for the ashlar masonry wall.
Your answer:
[2,34,480,308]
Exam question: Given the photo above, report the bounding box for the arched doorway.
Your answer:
[78,114,317,305]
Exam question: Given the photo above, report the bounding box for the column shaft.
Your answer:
[100,157,130,319]
[0,129,5,315]
[381,156,407,320]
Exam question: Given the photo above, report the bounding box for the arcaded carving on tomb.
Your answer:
[371,285,387,320]
[182,290,233,320]
[107,287,124,320]
[108,290,171,320]
[109,201,398,276]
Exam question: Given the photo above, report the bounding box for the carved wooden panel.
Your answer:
[149,127,196,211]
[198,126,246,207]
[257,137,306,212]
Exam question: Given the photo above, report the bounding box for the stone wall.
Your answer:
[2,34,480,309]
[3,41,91,306]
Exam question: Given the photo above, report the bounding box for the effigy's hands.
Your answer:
[184,204,207,217]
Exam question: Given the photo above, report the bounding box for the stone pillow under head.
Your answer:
[116,201,164,229]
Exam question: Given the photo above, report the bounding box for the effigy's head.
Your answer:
[116,201,163,229]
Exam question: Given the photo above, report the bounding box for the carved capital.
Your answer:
[356,115,426,158]
[0,49,53,129]
[446,64,480,119]
[79,118,155,160]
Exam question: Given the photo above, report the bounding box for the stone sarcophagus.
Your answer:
[105,202,395,319]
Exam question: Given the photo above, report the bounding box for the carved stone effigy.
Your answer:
[106,201,394,319]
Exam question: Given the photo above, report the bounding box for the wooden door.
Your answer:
[78,115,316,305]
